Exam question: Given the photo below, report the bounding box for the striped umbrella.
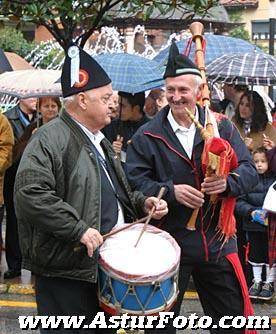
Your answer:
[207,52,276,86]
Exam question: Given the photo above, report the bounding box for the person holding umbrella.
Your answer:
[103,91,149,163]
[126,42,258,333]
[12,96,61,163]
[14,46,168,330]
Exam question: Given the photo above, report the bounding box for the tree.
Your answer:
[0,26,35,57]
[228,11,250,41]
[0,0,218,50]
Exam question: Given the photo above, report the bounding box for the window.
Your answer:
[251,21,275,40]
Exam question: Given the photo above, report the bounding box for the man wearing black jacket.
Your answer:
[126,42,258,333]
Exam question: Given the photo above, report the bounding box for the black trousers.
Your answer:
[0,204,4,249]
[3,168,22,272]
[35,275,116,334]
[146,256,244,334]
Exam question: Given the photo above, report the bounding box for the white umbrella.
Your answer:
[0,69,61,98]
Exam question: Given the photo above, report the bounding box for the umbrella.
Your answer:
[206,52,276,86]
[0,49,33,74]
[0,69,62,99]
[153,34,260,66]
[94,53,164,93]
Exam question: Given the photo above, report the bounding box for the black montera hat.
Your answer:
[61,46,111,98]
[163,41,201,79]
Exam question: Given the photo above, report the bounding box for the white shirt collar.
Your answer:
[72,118,105,145]
[167,107,198,133]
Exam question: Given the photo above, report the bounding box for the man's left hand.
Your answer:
[201,175,227,195]
[144,197,168,220]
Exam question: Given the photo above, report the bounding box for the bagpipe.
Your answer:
[184,22,238,243]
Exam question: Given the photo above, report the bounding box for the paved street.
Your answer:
[1,242,275,333]
[0,293,275,334]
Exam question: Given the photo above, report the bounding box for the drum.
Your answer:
[98,223,180,315]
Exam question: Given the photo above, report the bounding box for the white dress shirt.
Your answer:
[167,108,198,159]
[74,120,125,227]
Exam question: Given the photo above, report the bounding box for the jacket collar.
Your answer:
[4,105,21,120]
[61,110,115,159]
[61,110,92,147]
[145,104,205,158]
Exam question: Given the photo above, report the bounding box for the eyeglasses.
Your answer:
[84,92,112,106]
[100,96,112,105]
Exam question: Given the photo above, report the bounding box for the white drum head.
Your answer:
[99,224,180,281]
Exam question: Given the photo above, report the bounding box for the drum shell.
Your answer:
[98,224,180,315]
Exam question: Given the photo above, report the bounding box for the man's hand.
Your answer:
[112,135,123,155]
[244,137,253,150]
[144,197,168,220]
[80,228,103,257]
[174,184,204,209]
[263,135,275,150]
[201,175,227,195]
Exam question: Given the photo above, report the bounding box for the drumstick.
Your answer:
[73,215,151,252]
[134,186,166,248]
[103,215,150,240]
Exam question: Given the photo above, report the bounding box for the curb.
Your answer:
[0,283,198,299]
[0,283,35,295]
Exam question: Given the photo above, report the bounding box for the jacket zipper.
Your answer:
[145,131,209,261]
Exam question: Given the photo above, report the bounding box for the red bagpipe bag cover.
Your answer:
[201,135,238,241]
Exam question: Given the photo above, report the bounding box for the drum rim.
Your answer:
[99,262,180,285]
[99,224,181,282]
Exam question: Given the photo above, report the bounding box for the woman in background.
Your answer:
[13,96,61,162]
[38,96,61,125]
[232,90,276,152]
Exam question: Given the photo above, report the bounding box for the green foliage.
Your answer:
[256,44,269,53]
[0,26,35,57]
[229,26,250,41]
[228,10,250,41]
[33,43,64,69]
[0,0,219,49]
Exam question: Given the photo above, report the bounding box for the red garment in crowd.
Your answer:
[268,213,276,266]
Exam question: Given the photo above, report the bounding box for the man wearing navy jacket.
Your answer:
[126,42,258,334]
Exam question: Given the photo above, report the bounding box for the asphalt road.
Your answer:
[0,294,274,334]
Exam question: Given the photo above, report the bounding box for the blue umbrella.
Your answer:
[153,34,261,66]
[94,53,164,93]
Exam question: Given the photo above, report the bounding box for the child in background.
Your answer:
[235,147,275,301]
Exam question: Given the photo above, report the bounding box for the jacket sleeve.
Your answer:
[14,131,89,242]
[0,115,14,174]
[220,119,259,197]
[266,147,276,173]
[126,129,176,203]
[235,195,256,217]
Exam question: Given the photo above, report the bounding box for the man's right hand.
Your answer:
[174,184,204,209]
[263,136,275,150]
[112,135,123,155]
[80,228,103,257]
